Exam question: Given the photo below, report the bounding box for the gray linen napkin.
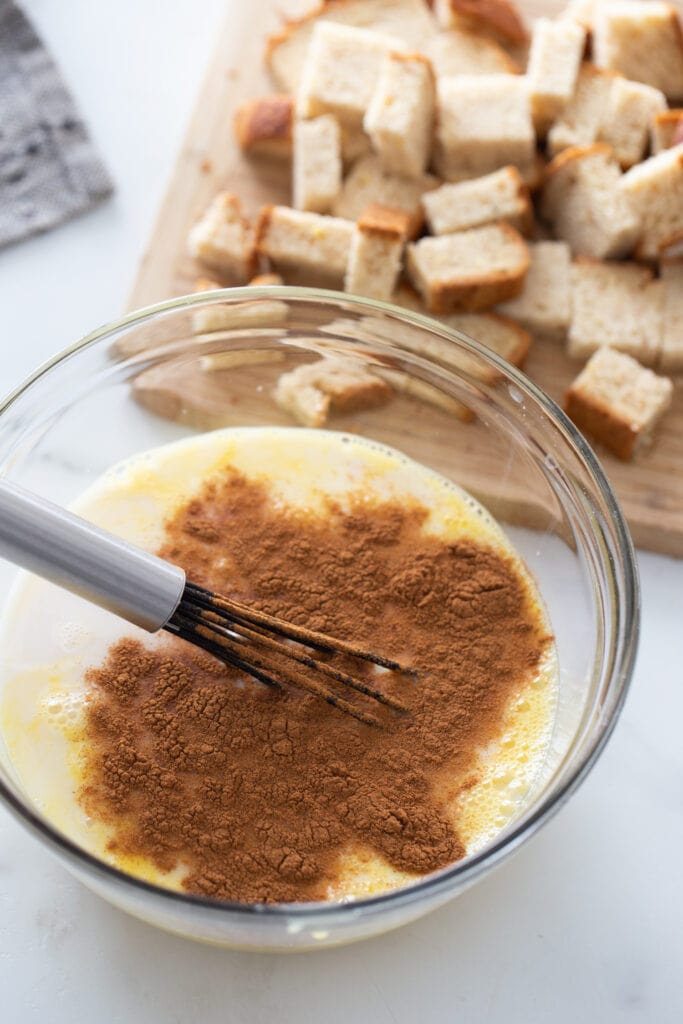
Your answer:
[0,0,113,248]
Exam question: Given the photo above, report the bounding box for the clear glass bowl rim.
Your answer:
[0,286,639,920]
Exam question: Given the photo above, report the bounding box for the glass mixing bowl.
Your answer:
[0,288,638,950]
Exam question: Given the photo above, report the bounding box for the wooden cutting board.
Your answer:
[127,0,683,556]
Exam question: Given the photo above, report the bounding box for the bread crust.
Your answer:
[564,387,639,459]
[543,141,615,182]
[357,204,413,238]
[447,0,528,46]
[234,96,293,158]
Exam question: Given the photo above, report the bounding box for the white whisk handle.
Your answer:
[0,479,185,632]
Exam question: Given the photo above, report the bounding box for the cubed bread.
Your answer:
[434,74,535,181]
[340,125,373,165]
[619,144,683,260]
[598,78,667,167]
[233,95,293,160]
[344,204,410,301]
[255,205,354,280]
[547,63,615,157]
[564,347,673,459]
[187,193,256,281]
[406,222,529,313]
[265,0,439,94]
[333,154,439,238]
[391,282,532,379]
[568,259,664,364]
[296,22,403,129]
[434,0,528,46]
[191,275,288,336]
[293,115,342,213]
[497,241,572,341]
[422,166,532,236]
[593,1,683,103]
[660,261,683,371]
[364,52,435,178]
[541,144,639,259]
[526,18,586,135]
[274,357,392,427]
[424,28,519,77]
[651,109,683,153]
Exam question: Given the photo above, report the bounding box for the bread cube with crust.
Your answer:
[434,74,535,181]
[547,63,616,157]
[364,52,435,178]
[598,78,667,167]
[565,347,673,459]
[541,144,639,259]
[526,18,586,134]
[344,204,411,301]
[651,109,683,153]
[333,154,439,238]
[568,259,664,364]
[275,358,392,427]
[422,166,532,236]
[293,115,342,213]
[234,95,293,160]
[296,22,403,129]
[188,193,256,281]
[265,0,439,94]
[406,222,529,313]
[497,241,572,341]
[618,143,683,260]
[593,1,683,103]
[255,206,354,281]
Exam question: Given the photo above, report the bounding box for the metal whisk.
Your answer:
[0,480,408,727]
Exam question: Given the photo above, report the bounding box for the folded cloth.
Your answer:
[0,0,113,248]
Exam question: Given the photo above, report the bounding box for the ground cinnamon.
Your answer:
[79,468,550,903]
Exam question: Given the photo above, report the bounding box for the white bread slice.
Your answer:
[526,18,586,135]
[497,241,572,341]
[547,63,615,157]
[433,0,528,46]
[568,259,664,364]
[618,143,683,260]
[564,347,673,459]
[434,74,535,181]
[660,262,683,371]
[274,357,392,427]
[364,52,435,178]
[422,166,532,236]
[293,115,342,213]
[333,154,439,238]
[424,28,519,77]
[406,222,529,313]
[233,95,293,160]
[598,78,667,168]
[593,1,683,103]
[651,109,683,153]
[541,144,639,259]
[255,205,354,281]
[344,204,410,301]
[265,0,438,93]
[296,23,405,128]
[188,193,256,281]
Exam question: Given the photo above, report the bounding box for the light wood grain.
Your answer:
[127,0,683,556]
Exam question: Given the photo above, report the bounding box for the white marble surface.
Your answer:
[0,2,682,1021]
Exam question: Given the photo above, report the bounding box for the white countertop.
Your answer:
[1,2,681,1021]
